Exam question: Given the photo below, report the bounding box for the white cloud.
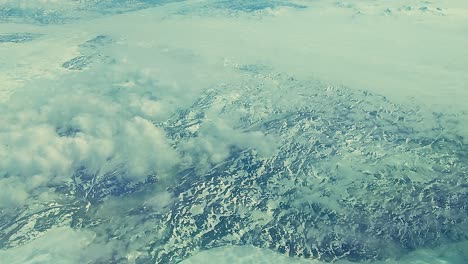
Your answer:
[179,115,278,170]
[120,116,179,179]
[0,24,248,208]
[0,55,189,208]
[0,227,117,264]
[0,178,30,208]
[143,190,175,211]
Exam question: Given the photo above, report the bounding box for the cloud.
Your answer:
[0,178,30,208]
[0,30,246,209]
[179,115,278,171]
[143,190,175,211]
[0,49,191,208]
[0,227,118,264]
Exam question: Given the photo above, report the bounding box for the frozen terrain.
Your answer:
[0,0,467,263]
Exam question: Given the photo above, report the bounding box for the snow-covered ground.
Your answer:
[1,0,467,263]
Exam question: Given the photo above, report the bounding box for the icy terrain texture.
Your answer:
[1,0,468,264]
